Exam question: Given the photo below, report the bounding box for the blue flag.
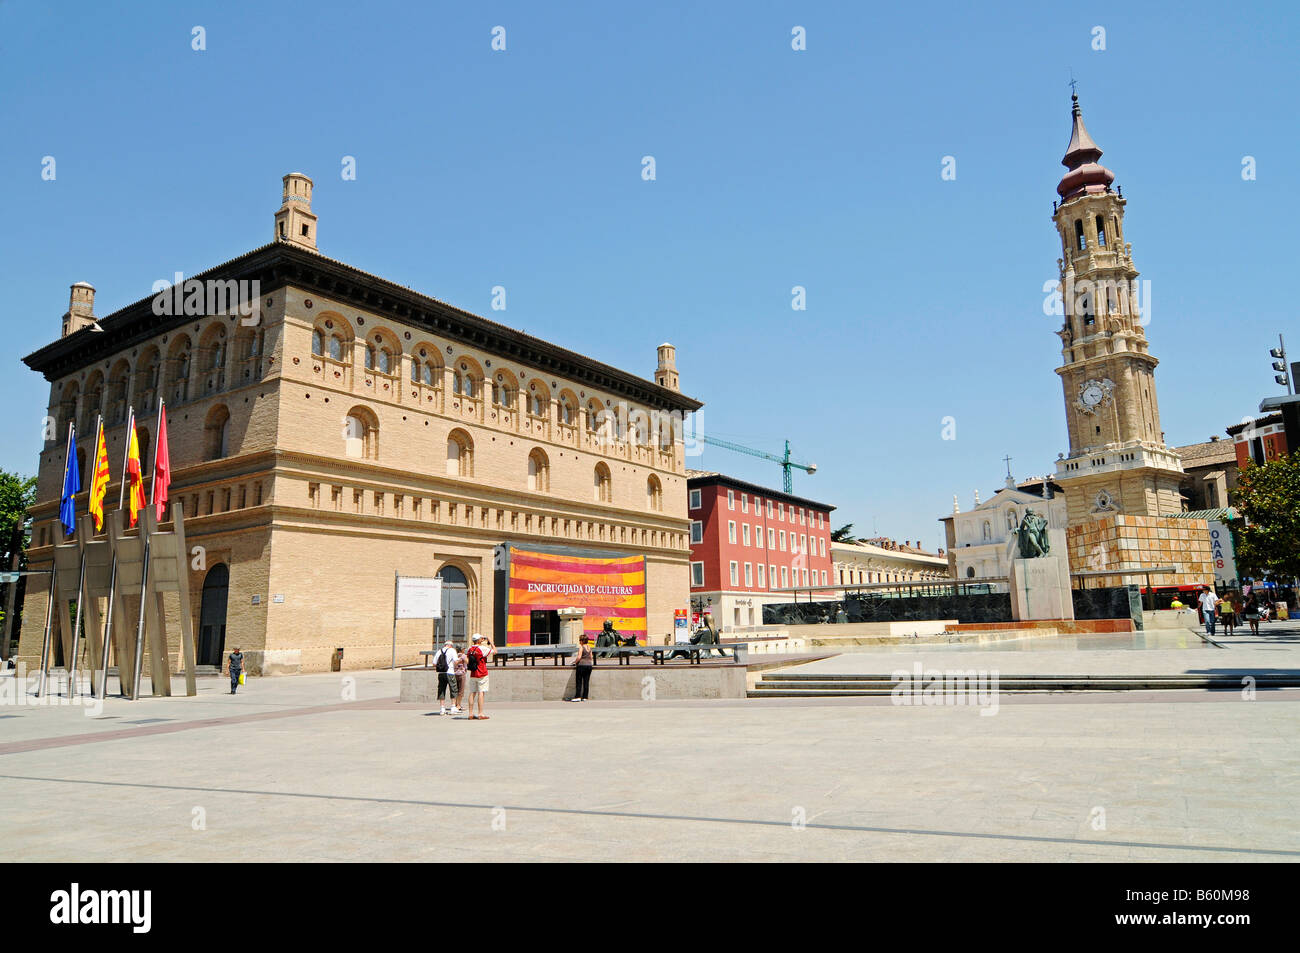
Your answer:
[59,426,79,536]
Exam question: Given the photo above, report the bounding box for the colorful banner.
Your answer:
[504,545,646,645]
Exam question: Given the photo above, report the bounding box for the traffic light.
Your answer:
[1271,346,1290,388]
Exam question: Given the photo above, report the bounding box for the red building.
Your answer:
[686,470,835,630]
[1227,413,1292,468]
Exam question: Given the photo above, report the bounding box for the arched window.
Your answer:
[343,407,378,460]
[234,326,264,382]
[593,463,612,503]
[137,348,160,412]
[81,372,104,432]
[452,362,481,399]
[558,394,576,426]
[1074,219,1086,251]
[492,372,517,409]
[436,565,470,643]
[646,475,663,511]
[527,448,550,492]
[204,404,231,461]
[1096,215,1107,247]
[165,336,192,404]
[106,360,130,425]
[586,400,605,434]
[447,429,473,477]
[200,324,227,393]
[526,383,549,418]
[312,330,324,356]
[56,381,79,434]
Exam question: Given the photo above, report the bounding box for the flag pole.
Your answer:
[97,407,134,700]
[67,415,101,698]
[131,400,164,699]
[38,422,76,698]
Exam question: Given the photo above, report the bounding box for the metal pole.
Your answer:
[36,562,57,698]
[66,416,103,698]
[1283,334,1293,396]
[391,572,399,669]
[98,408,135,700]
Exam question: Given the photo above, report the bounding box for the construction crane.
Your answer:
[697,436,817,493]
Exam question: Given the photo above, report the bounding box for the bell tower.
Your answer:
[1050,94,1184,525]
[274,172,318,251]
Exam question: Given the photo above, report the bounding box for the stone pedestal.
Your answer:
[557,607,587,644]
[1009,555,1075,622]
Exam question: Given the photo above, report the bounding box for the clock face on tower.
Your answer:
[1074,378,1114,415]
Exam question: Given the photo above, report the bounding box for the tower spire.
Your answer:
[1057,92,1115,201]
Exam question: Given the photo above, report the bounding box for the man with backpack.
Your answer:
[464,634,495,720]
[433,639,461,716]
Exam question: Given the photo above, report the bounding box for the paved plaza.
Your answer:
[2,622,1299,862]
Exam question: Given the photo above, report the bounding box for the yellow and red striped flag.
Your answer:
[125,420,147,527]
[87,425,111,531]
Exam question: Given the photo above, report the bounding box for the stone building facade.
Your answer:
[18,174,701,674]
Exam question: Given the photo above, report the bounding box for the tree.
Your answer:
[0,470,36,651]
[831,523,858,543]
[1232,454,1300,581]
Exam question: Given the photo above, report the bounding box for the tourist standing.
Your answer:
[434,639,460,715]
[570,634,594,702]
[228,646,244,695]
[465,635,494,720]
[1197,587,1221,637]
[453,644,468,712]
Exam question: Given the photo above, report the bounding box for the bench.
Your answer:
[490,645,578,667]
[598,644,740,665]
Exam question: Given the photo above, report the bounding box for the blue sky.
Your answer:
[1,0,1295,546]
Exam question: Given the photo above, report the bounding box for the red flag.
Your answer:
[154,404,171,521]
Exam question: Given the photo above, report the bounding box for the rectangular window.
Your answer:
[819,537,826,557]
[802,568,809,586]
[728,489,735,510]
[729,561,739,586]
[741,494,748,513]
[780,566,788,587]
[801,534,807,555]
[691,562,704,587]
[818,512,824,528]
[728,521,737,544]
[779,531,786,551]
[768,527,775,548]
[690,520,703,544]
[766,500,773,517]
[777,503,784,520]
[744,563,752,587]
[742,524,750,546]
[754,524,763,548]
[769,564,777,586]
[757,564,766,588]
[689,488,701,509]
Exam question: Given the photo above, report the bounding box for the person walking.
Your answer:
[433,639,461,716]
[1219,593,1237,637]
[228,646,244,695]
[464,635,494,720]
[570,634,594,702]
[1197,587,1221,637]
[1244,594,1262,637]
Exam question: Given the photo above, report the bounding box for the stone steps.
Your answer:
[748,672,1300,697]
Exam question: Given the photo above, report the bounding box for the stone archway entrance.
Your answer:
[435,566,469,645]
[198,564,229,667]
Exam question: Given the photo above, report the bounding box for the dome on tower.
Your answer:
[1057,94,1115,201]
